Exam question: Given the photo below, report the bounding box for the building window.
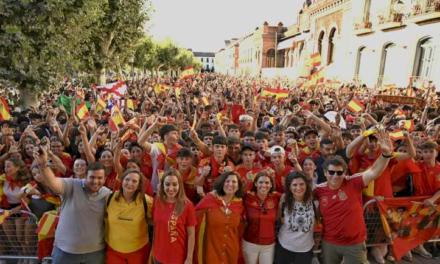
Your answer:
[355,46,366,80]
[414,37,436,80]
[327,28,336,65]
[266,49,275,67]
[378,43,396,85]
[318,31,325,55]
[201,58,204,62]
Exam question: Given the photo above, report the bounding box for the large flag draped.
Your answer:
[96,81,127,99]
[180,67,195,79]
[260,88,289,100]
[377,196,440,260]
[0,97,11,121]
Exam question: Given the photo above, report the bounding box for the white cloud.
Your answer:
[149,0,303,52]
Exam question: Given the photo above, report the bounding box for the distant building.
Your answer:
[214,0,440,89]
[192,52,215,72]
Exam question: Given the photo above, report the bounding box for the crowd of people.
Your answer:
[0,73,439,264]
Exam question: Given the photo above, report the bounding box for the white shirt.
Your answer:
[278,200,315,252]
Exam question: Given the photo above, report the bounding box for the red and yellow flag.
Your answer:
[37,211,59,238]
[108,106,125,132]
[154,84,169,94]
[389,130,405,141]
[308,69,325,85]
[126,99,134,110]
[309,52,322,67]
[75,102,89,120]
[0,210,10,225]
[0,97,11,121]
[403,120,414,132]
[96,97,107,112]
[260,88,289,100]
[180,66,195,79]
[346,99,365,113]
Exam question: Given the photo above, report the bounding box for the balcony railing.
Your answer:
[377,11,405,30]
[408,0,440,23]
[354,20,373,35]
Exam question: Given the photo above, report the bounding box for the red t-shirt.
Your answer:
[413,161,440,196]
[255,152,271,168]
[243,192,281,245]
[270,165,293,193]
[152,199,197,263]
[235,165,262,192]
[314,175,366,245]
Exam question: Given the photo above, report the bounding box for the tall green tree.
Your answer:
[0,0,104,105]
[87,0,152,84]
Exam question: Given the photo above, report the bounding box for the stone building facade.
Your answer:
[215,0,440,89]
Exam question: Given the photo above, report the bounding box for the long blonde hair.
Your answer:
[158,168,187,216]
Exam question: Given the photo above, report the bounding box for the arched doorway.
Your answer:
[318,31,325,55]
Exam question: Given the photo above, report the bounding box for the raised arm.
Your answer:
[33,146,64,195]
[346,132,368,159]
[79,122,96,164]
[362,130,392,186]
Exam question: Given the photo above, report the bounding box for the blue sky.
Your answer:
[149,0,303,52]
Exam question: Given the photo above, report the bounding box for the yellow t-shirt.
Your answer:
[105,192,153,253]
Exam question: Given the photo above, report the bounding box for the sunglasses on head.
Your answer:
[327,170,344,176]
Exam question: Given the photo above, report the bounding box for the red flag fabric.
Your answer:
[230,104,246,124]
[377,196,440,260]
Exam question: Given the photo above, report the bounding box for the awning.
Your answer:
[277,39,294,50]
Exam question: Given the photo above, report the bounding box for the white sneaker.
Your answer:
[413,244,432,258]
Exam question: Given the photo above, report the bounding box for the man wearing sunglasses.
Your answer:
[314,131,393,264]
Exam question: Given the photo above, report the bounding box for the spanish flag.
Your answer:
[403,120,414,132]
[389,130,405,141]
[308,69,325,85]
[96,97,107,112]
[175,87,182,98]
[154,84,169,94]
[180,66,195,79]
[260,88,289,100]
[0,210,10,224]
[309,52,322,67]
[75,102,89,120]
[346,99,365,113]
[126,99,134,110]
[109,106,125,132]
[0,97,11,121]
[201,97,209,106]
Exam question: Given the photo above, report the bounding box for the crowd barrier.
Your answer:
[0,198,438,262]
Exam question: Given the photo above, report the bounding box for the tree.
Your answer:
[133,36,158,76]
[86,0,152,84]
[0,0,104,106]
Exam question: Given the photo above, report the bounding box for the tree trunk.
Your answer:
[96,67,106,85]
[18,85,39,108]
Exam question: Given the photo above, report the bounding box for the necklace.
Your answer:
[220,196,232,216]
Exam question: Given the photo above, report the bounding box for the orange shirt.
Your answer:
[196,193,243,264]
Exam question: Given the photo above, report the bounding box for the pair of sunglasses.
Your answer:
[327,170,344,176]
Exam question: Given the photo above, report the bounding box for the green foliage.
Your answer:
[133,37,201,74]
[0,0,152,93]
[0,0,104,93]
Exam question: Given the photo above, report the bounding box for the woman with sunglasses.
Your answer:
[275,172,315,264]
[242,171,281,264]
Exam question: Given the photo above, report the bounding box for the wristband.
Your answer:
[362,129,376,137]
[382,153,393,159]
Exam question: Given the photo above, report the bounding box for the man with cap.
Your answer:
[235,144,262,192]
[138,120,182,193]
[267,145,293,193]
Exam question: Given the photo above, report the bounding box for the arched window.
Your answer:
[327,28,336,64]
[355,46,366,77]
[414,37,436,79]
[266,49,275,67]
[318,31,325,55]
[378,43,396,85]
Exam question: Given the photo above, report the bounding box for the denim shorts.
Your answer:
[52,246,105,264]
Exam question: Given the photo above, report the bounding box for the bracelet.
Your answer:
[382,153,393,159]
